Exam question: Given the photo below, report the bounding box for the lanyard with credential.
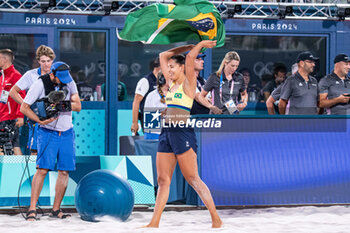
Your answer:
[219,73,234,103]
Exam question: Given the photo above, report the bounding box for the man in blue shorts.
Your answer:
[20,61,81,221]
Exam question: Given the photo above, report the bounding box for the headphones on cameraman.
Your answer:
[52,63,70,76]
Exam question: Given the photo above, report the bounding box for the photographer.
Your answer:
[0,49,25,155]
[20,61,81,221]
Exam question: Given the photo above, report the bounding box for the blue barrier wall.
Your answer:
[0,155,154,206]
[73,110,105,155]
[200,117,350,206]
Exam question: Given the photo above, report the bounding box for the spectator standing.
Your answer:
[263,64,287,101]
[76,70,93,101]
[189,53,211,115]
[143,74,168,139]
[319,54,350,115]
[9,45,55,154]
[279,51,319,115]
[0,49,25,155]
[200,51,247,115]
[266,63,297,115]
[131,58,161,135]
[239,68,261,103]
[266,84,284,115]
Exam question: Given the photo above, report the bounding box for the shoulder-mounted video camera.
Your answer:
[0,120,15,155]
[31,90,72,121]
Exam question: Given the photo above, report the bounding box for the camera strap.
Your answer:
[40,74,67,96]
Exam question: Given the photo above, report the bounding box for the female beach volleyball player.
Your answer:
[145,40,222,228]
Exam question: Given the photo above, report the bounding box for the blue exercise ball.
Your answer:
[75,169,134,222]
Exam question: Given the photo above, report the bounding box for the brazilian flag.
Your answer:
[118,0,225,47]
[174,93,182,99]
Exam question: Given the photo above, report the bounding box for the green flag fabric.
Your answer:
[118,0,225,47]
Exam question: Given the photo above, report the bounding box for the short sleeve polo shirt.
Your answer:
[318,72,350,115]
[280,72,318,115]
[203,72,246,113]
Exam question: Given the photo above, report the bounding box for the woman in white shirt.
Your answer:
[9,45,55,155]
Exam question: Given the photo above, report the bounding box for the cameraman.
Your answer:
[20,61,81,221]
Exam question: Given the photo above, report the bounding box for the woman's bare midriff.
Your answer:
[163,107,191,125]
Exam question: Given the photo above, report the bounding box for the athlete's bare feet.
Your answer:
[212,218,223,228]
[141,223,159,228]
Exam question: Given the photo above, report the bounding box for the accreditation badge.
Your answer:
[0,90,9,104]
[224,99,238,115]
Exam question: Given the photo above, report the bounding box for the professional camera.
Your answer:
[31,90,72,121]
[0,121,15,155]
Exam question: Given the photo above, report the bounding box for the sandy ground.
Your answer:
[1,205,350,233]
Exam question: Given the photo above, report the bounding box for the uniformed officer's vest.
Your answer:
[191,75,210,115]
[139,72,157,114]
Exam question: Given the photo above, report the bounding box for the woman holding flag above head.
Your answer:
[145,40,222,228]
[118,0,225,228]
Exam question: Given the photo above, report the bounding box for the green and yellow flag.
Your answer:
[118,0,225,47]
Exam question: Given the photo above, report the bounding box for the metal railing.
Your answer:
[0,0,349,20]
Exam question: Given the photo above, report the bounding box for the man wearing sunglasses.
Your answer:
[20,61,81,221]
